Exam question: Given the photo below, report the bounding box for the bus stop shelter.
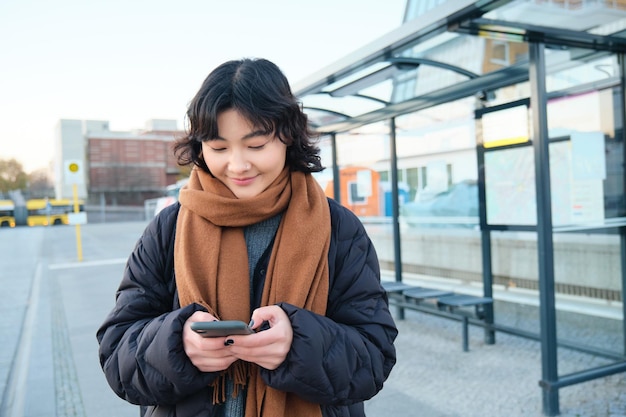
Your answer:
[294,0,626,415]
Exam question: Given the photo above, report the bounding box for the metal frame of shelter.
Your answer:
[294,0,626,415]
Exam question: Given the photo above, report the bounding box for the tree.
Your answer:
[0,158,28,194]
[28,168,54,198]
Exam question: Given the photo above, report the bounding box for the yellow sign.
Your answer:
[64,159,84,185]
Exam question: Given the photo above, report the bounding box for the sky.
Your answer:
[0,0,407,173]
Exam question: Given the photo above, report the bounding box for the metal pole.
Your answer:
[72,184,83,262]
[618,53,626,355]
[529,42,559,416]
[475,137,495,345]
[330,133,340,204]
[389,118,405,319]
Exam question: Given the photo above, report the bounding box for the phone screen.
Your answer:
[190,320,254,338]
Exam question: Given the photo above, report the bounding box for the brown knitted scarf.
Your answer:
[174,166,329,417]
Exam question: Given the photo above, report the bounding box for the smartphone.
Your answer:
[190,320,254,338]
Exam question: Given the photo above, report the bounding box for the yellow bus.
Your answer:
[0,200,15,228]
[26,199,85,226]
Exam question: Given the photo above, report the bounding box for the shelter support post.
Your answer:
[330,133,340,205]
[389,118,405,319]
[480,229,495,345]
[475,133,495,346]
[529,42,560,417]
[619,52,626,356]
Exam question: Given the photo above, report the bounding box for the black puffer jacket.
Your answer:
[97,198,397,417]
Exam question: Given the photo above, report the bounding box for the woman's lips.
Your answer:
[231,176,256,186]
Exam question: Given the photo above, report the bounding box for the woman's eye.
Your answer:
[209,147,226,152]
[249,144,265,150]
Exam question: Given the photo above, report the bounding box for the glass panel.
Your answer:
[480,85,623,227]
[303,108,349,129]
[396,92,483,297]
[326,121,396,276]
[473,46,624,354]
[317,121,391,216]
[545,52,618,92]
[487,227,623,357]
[302,94,384,120]
[394,34,505,102]
[396,98,478,229]
[548,56,626,225]
[484,0,626,36]
[552,230,623,356]
[393,30,530,93]
[406,167,419,201]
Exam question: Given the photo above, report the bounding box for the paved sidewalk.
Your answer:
[1,222,625,417]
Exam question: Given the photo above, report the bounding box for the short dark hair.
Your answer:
[174,58,323,173]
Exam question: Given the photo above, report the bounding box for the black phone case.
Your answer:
[190,320,254,337]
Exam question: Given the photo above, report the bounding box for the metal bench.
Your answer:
[382,281,494,351]
[381,281,416,293]
[436,294,494,352]
[381,281,417,305]
[403,287,454,302]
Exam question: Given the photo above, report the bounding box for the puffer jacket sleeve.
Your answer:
[261,199,397,405]
[96,204,215,405]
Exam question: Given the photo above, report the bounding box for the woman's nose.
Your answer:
[229,153,250,173]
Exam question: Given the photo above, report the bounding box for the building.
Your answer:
[54,119,184,206]
[54,119,107,200]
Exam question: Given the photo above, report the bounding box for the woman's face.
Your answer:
[201,109,287,199]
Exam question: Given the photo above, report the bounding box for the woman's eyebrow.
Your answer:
[214,129,269,141]
[242,129,269,140]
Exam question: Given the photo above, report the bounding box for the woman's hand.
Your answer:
[226,305,293,370]
[183,311,239,372]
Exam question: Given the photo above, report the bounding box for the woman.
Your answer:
[97,58,397,417]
